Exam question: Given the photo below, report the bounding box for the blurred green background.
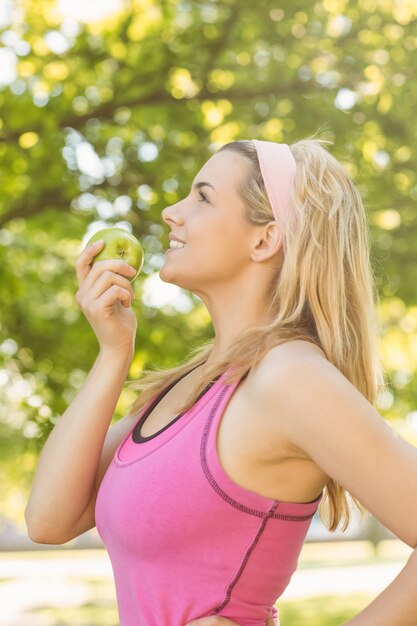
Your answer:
[1,0,417,623]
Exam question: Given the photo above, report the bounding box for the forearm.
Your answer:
[25,348,133,539]
[344,546,417,626]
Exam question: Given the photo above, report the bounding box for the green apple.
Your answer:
[86,227,144,282]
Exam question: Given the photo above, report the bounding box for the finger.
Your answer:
[75,240,104,284]
[88,270,135,303]
[94,284,133,317]
[82,258,137,292]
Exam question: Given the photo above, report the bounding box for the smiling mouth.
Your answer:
[168,241,187,251]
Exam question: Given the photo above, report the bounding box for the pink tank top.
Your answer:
[95,368,322,626]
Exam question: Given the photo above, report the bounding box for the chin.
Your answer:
[159,267,197,295]
[159,271,173,285]
[159,265,182,288]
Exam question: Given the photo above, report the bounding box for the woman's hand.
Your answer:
[75,240,137,353]
[185,616,276,626]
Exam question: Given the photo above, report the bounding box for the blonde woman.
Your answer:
[26,138,417,626]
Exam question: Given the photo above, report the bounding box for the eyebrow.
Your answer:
[192,181,217,194]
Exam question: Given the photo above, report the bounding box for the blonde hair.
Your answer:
[125,136,386,531]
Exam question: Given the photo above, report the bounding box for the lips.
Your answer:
[169,234,186,244]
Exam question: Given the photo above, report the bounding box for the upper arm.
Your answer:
[258,344,417,547]
[69,412,138,539]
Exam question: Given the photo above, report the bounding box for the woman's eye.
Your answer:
[198,191,209,203]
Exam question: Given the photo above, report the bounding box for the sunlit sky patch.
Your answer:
[58,0,125,23]
[334,87,357,110]
[0,48,17,86]
[143,273,194,314]
[0,0,12,28]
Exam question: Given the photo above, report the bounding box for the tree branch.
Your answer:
[0,191,71,228]
[1,81,315,143]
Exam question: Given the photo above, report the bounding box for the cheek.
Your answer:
[195,230,248,271]
[161,221,250,287]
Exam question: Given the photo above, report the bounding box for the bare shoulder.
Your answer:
[248,338,364,442]
[268,338,328,362]
[246,339,335,453]
[248,337,387,478]
[247,340,417,547]
[250,339,332,390]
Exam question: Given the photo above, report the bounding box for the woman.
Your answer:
[25,137,417,626]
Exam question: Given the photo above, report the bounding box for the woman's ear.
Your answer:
[251,222,283,262]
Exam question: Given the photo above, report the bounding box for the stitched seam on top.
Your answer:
[201,386,318,521]
[201,387,265,518]
[210,502,279,615]
[114,378,222,467]
[271,511,315,521]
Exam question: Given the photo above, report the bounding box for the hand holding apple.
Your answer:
[75,230,142,354]
[86,227,144,282]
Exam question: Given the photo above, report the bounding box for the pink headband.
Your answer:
[252,140,297,227]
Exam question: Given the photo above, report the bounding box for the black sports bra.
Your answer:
[132,367,222,443]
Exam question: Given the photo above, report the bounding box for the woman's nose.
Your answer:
[162,202,184,226]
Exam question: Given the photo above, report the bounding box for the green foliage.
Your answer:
[1,0,417,507]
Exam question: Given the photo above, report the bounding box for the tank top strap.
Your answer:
[202,368,323,519]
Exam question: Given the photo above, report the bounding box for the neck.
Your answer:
[202,292,273,369]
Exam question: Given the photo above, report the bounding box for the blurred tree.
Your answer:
[1,0,417,513]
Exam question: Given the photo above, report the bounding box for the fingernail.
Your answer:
[92,240,103,247]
